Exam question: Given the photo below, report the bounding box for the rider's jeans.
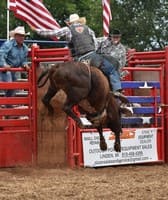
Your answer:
[101,59,121,91]
[0,71,16,97]
[78,52,122,92]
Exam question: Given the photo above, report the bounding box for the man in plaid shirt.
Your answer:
[97,29,127,77]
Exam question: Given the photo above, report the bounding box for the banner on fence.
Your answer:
[82,128,158,167]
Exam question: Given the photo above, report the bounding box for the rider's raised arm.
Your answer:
[35,26,70,39]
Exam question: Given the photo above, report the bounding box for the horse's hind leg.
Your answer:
[42,85,57,115]
[108,121,121,152]
[97,126,107,151]
[114,131,121,152]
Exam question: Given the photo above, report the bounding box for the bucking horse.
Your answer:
[37,61,127,152]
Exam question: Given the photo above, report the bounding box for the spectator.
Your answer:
[97,29,127,76]
[0,26,30,98]
[31,14,128,103]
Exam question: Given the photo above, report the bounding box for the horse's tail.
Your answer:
[37,69,49,88]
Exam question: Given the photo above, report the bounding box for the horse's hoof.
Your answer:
[100,141,107,151]
[114,142,121,152]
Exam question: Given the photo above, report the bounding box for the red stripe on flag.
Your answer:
[9,0,16,11]
[9,0,60,30]
[102,0,112,37]
[15,0,59,29]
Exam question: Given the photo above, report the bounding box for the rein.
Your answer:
[79,60,110,126]
[83,62,92,94]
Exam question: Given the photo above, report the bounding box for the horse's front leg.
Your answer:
[97,126,107,151]
[42,85,57,115]
[63,103,84,128]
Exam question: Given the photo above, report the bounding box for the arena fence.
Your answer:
[0,44,72,167]
[0,65,37,167]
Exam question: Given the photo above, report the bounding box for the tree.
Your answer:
[110,0,168,50]
[0,0,27,38]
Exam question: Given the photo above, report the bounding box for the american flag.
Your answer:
[102,0,112,36]
[9,0,16,11]
[9,0,60,30]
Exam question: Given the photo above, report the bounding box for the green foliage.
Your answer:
[0,0,167,51]
[110,0,168,50]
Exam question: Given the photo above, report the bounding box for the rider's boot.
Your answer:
[113,90,129,104]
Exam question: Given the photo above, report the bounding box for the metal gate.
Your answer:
[0,64,37,167]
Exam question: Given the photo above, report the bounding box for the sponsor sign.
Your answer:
[82,128,158,167]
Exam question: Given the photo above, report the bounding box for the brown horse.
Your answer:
[37,61,122,152]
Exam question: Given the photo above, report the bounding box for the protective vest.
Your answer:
[70,24,95,56]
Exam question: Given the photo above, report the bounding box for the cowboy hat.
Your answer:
[9,26,29,38]
[69,13,80,23]
[69,13,87,25]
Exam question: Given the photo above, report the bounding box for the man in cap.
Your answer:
[31,14,128,103]
[97,29,127,74]
[0,26,29,98]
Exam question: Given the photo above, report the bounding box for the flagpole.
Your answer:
[7,0,9,40]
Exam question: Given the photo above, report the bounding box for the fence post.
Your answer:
[164,46,168,162]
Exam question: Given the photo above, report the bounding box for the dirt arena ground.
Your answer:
[0,164,168,200]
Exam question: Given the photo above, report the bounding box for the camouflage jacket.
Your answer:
[97,37,126,69]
